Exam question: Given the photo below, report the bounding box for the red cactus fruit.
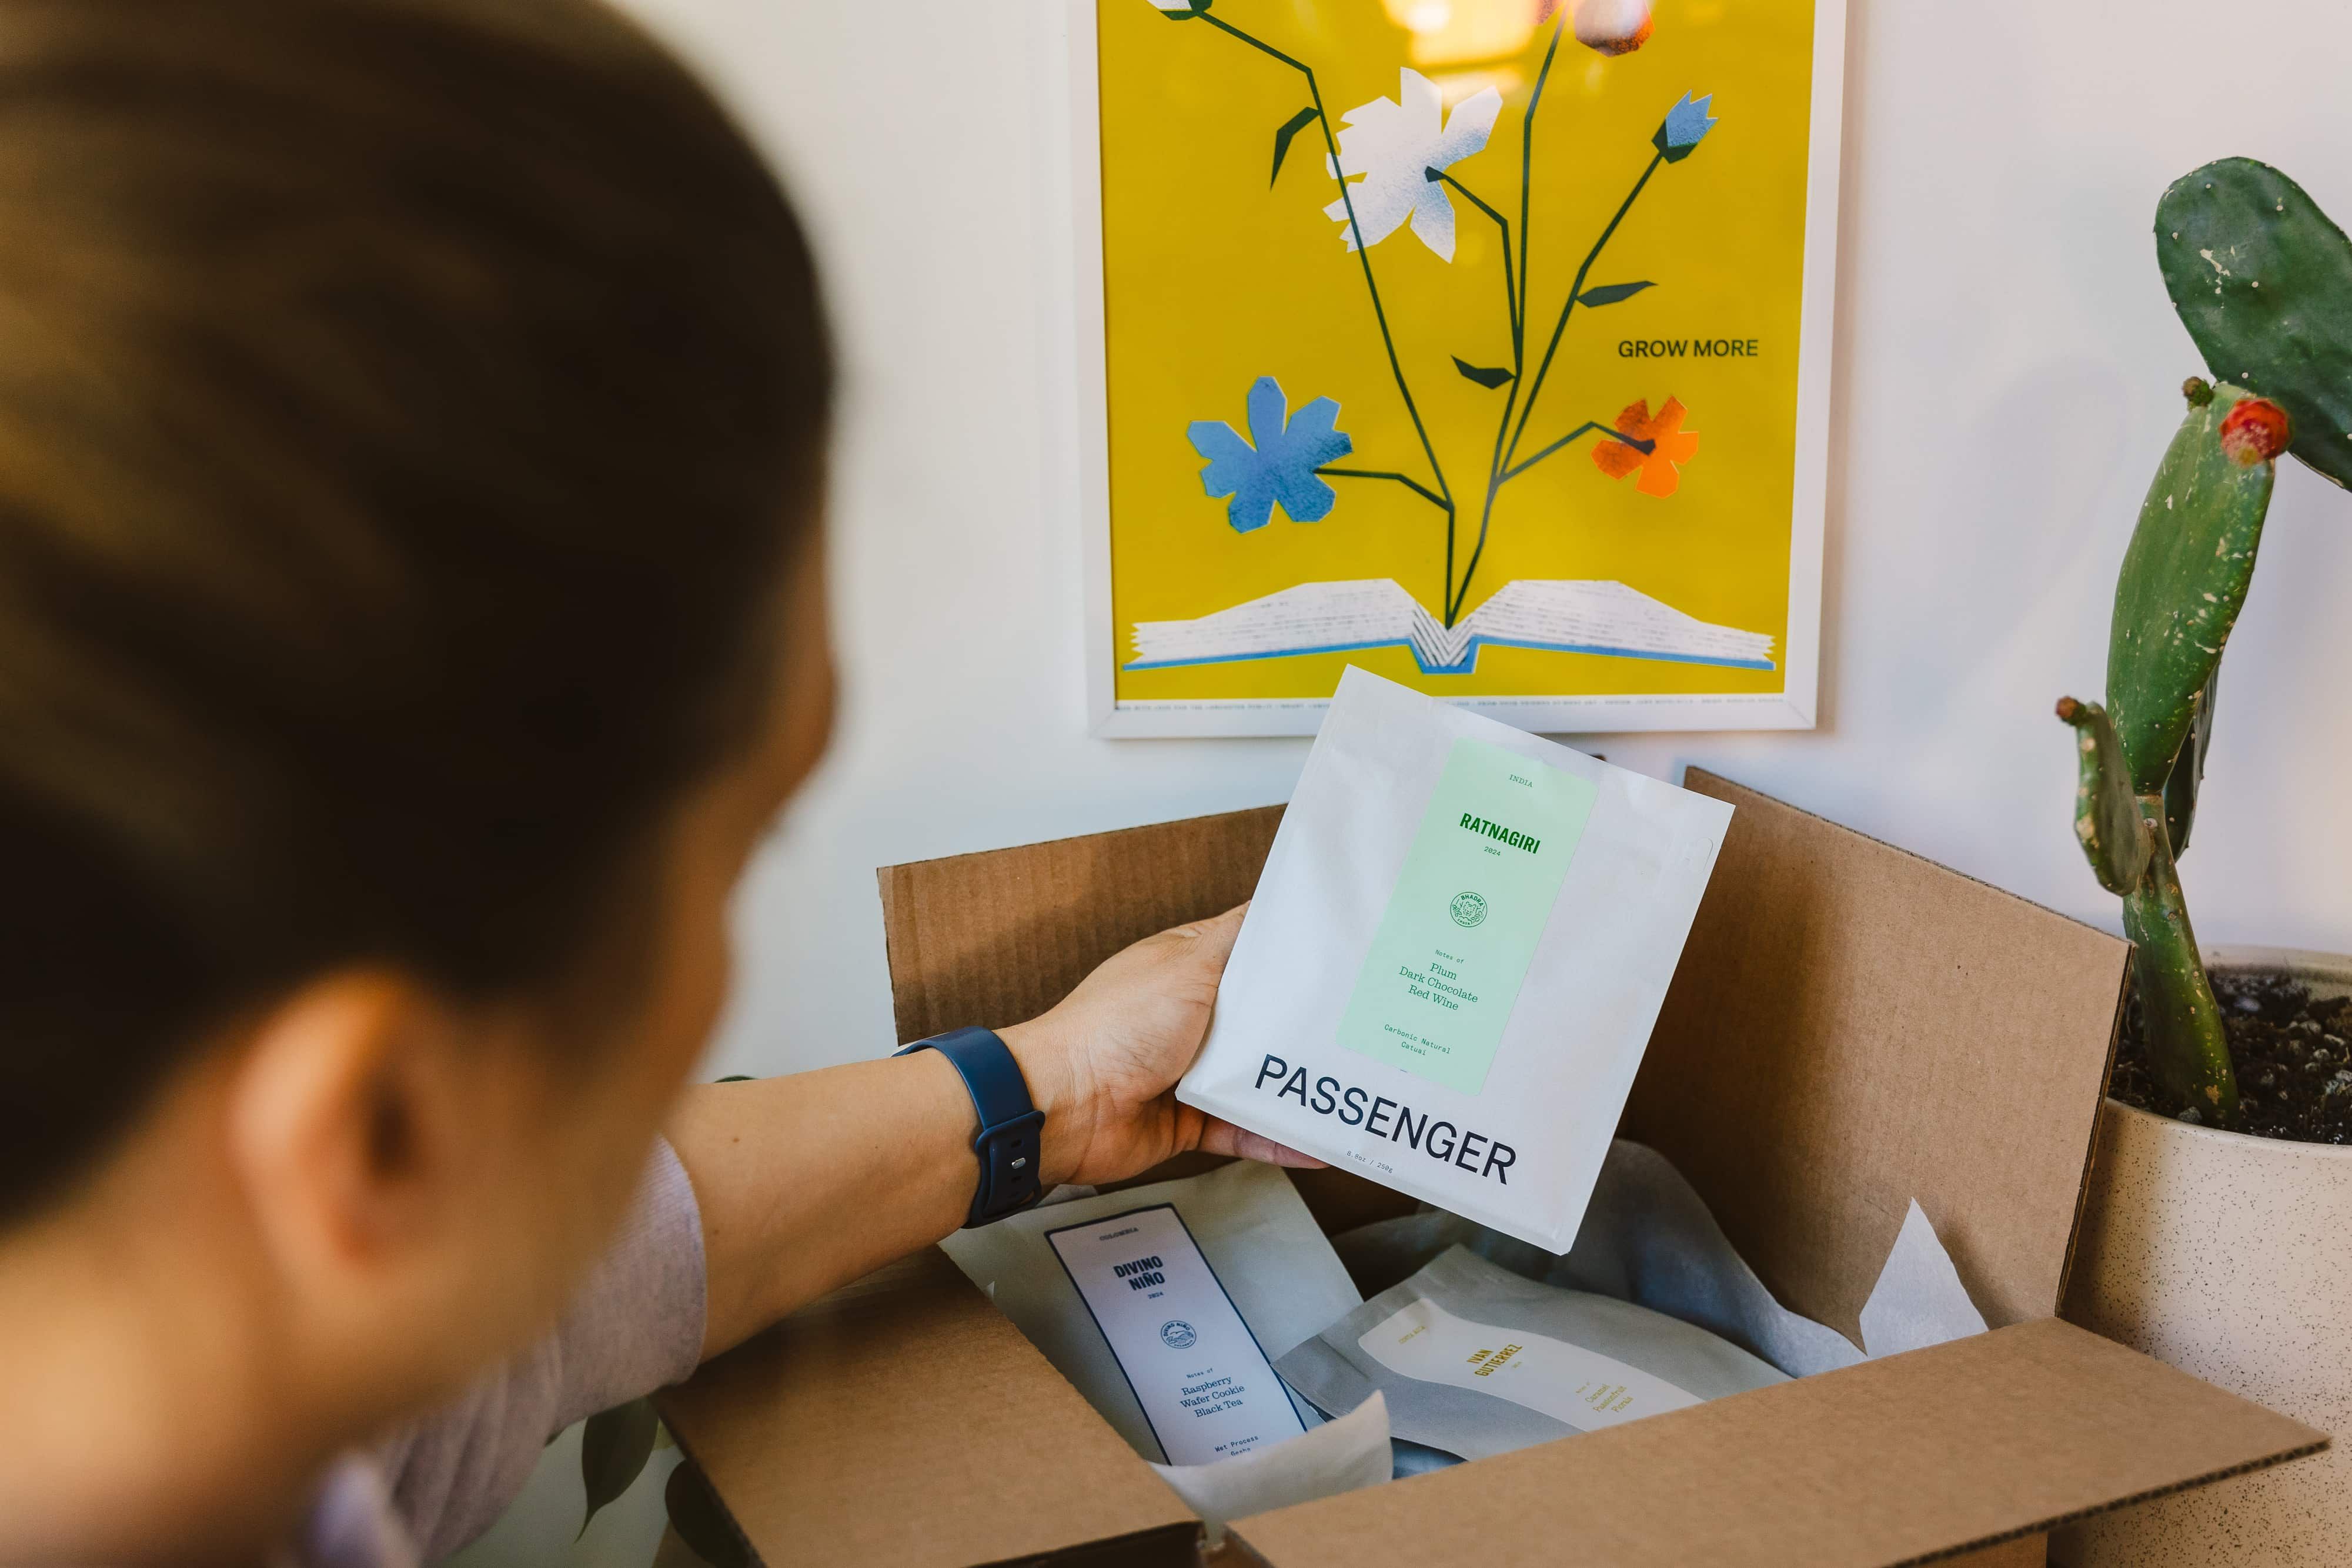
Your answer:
[2219,396,2291,466]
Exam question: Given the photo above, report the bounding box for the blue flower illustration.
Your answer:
[1653,92,1718,163]
[1186,376,1354,533]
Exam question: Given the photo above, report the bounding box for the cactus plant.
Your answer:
[2057,158,2351,1122]
[2058,379,2286,1119]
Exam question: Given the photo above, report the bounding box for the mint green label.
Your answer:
[1336,738,1596,1095]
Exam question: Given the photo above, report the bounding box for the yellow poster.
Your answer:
[1080,0,1841,734]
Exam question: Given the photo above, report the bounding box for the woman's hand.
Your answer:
[997,905,1321,1188]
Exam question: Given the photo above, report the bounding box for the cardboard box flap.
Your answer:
[1627,771,2130,1339]
[1227,1318,2327,1568]
[879,805,1284,1044]
[657,1248,1197,1568]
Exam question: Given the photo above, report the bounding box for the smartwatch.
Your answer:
[894,1026,1046,1227]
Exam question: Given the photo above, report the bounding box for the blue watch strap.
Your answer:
[894,1027,1045,1227]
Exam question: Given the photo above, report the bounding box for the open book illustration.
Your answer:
[1125,580,1775,677]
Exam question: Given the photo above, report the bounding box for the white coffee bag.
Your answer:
[937,1161,1360,1466]
[1274,1245,1788,1465]
[1176,667,1730,1252]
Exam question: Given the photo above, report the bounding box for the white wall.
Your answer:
[617,0,2352,1082]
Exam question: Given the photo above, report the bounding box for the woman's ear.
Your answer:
[222,974,482,1298]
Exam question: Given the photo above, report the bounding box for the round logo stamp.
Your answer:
[1448,891,1489,928]
[1160,1319,1198,1350]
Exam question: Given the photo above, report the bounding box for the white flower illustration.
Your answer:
[1322,68,1503,262]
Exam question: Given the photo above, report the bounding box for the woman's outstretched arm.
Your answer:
[667,904,1318,1361]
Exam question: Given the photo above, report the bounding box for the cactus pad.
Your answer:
[2106,382,2278,793]
[2157,158,2352,490]
[2056,697,2152,894]
[2123,810,2239,1120]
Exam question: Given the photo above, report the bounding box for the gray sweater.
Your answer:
[282,1139,708,1568]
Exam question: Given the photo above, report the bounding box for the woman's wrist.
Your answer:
[994,1018,1088,1190]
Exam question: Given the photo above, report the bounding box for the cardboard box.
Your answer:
[660,771,2326,1567]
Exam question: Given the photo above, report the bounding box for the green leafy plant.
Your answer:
[663,1457,751,1568]
[578,1398,660,1538]
[2057,158,2351,1121]
[571,1403,748,1568]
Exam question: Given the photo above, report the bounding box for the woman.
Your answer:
[0,2,1309,1563]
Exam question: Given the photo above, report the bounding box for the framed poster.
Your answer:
[1067,0,1845,736]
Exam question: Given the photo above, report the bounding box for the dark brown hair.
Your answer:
[0,0,833,1219]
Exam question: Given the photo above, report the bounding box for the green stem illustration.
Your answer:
[1444,18,1562,628]
[1199,9,1456,588]
[1449,26,1662,625]
[1431,169,1516,349]
[1317,466,1449,510]
[1506,149,1663,475]
[1502,422,1651,483]
[1515,20,1555,367]
[1451,421,1649,624]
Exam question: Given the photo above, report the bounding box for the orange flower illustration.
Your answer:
[1591,396,1699,497]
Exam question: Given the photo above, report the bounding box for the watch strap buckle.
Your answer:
[970,1106,1047,1223]
[895,1026,1047,1227]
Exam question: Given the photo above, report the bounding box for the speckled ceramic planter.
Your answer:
[2056,947,2352,1567]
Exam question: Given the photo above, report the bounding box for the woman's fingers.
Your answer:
[1196,1115,1325,1169]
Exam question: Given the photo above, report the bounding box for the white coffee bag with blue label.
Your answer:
[937,1159,1360,1466]
[1176,666,1731,1253]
